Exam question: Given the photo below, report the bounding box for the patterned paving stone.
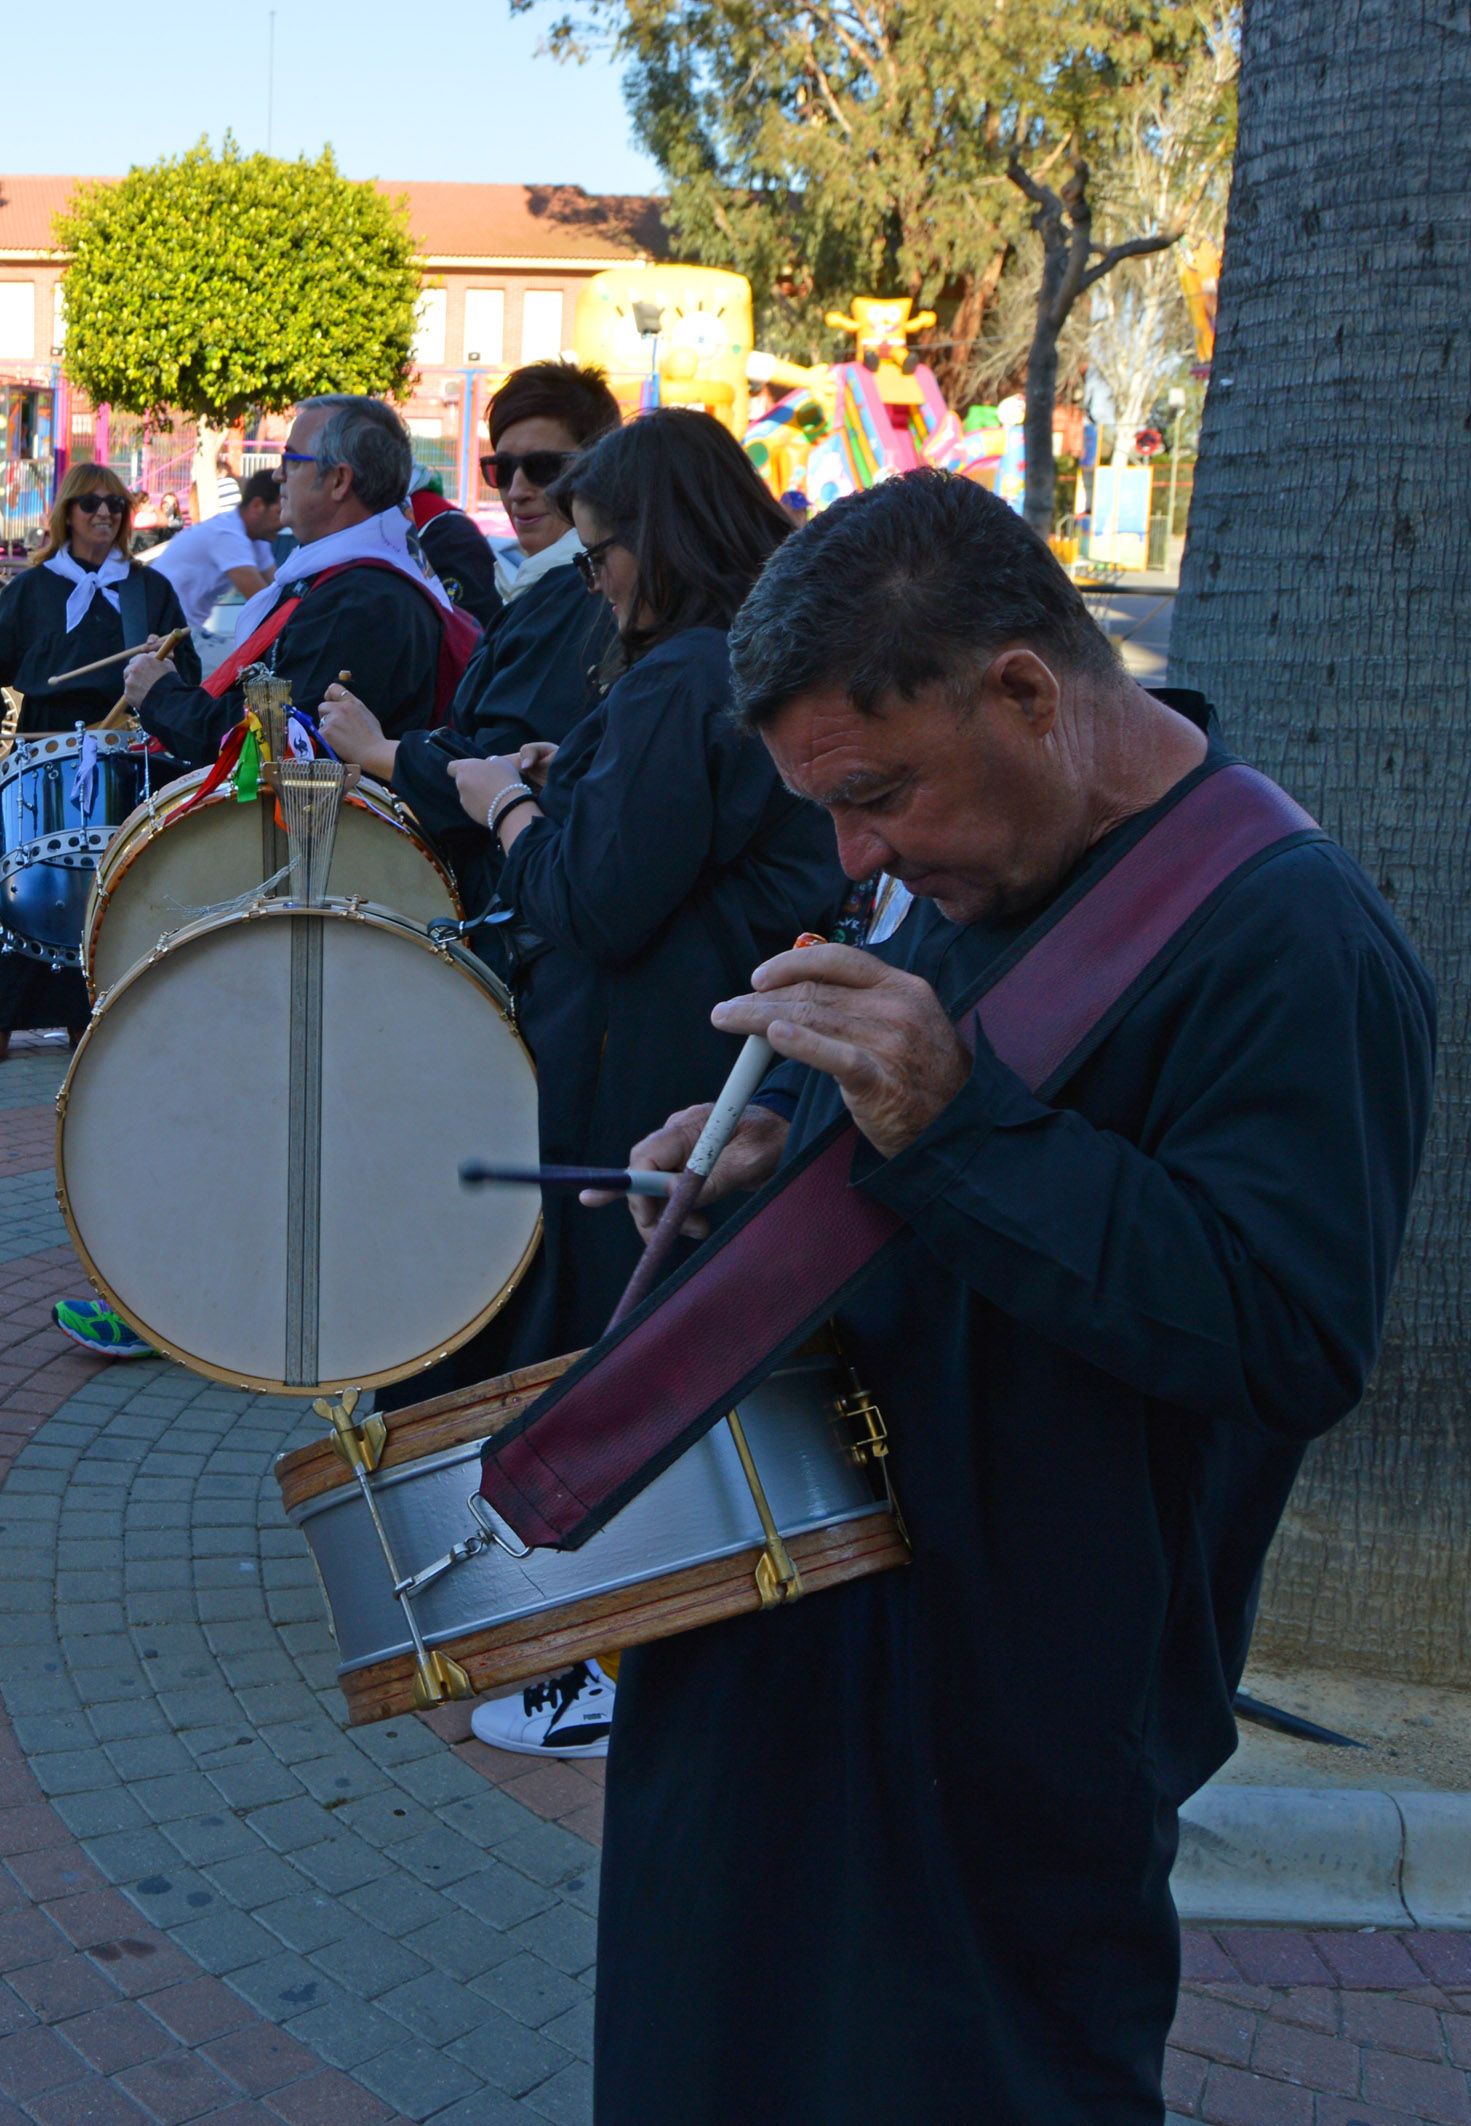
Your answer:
[5,1037,1471,2126]
[0,1056,591,2117]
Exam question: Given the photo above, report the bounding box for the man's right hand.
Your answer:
[581,1102,790,1241]
[318,687,396,780]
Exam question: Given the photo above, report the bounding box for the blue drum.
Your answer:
[0,729,144,965]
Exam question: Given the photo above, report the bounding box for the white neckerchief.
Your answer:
[494,524,582,605]
[45,547,131,634]
[233,504,452,645]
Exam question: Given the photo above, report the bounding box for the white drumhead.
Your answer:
[59,901,540,1391]
[86,776,458,997]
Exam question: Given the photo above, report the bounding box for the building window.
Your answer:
[0,282,36,361]
[520,290,564,364]
[52,281,67,354]
[464,290,505,367]
[414,288,447,367]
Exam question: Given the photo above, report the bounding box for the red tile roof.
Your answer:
[0,173,667,264]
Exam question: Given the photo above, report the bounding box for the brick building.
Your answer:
[0,173,666,519]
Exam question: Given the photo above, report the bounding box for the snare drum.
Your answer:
[83,768,460,998]
[275,1346,910,1724]
[57,897,540,1391]
[0,730,144,964]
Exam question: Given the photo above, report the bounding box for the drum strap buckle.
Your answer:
[391,1493,528,1602]
[724,1409,803,1609]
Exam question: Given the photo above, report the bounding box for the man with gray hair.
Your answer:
[125,394,473,762]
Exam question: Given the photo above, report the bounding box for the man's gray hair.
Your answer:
[299,395,412,513]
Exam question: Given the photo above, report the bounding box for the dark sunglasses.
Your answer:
[72,494,126,516]
[573,534,620,590]
[480,450,572,492]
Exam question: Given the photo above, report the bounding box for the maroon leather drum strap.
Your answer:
[479,761,1321,1551]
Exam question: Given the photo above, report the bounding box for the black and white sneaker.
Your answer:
[469,1660,614,1758]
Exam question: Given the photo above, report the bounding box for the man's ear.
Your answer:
[982,646,1061,737]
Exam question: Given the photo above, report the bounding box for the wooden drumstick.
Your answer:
[604,933,826,1330]
[57,625,187,690]
[89,627,189,731]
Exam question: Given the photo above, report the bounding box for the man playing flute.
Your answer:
[589,471,1434,2122]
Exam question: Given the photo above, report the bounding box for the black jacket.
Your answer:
[138,565,441,763]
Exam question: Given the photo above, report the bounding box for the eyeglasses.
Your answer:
[278,450,319,469]
[72,494,126,516]
[573,534,620,590]
[480,450,572,492]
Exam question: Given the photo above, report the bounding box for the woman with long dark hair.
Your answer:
[441,410,844,1753]
[0,463,198,1060]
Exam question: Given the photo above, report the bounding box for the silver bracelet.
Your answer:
[486,780,534,835]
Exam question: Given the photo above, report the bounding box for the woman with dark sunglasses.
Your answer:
[0,462,198,1056]
[319,362,620,931]
[0,462,198,733]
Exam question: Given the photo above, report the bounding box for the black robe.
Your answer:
[417,506,502,633]
[596,749,1435,2125]
[472,624,846,1371]
[137,564,441,764]
[0,560,199,1031]
[0,558,199,730]
[390,563,610,925]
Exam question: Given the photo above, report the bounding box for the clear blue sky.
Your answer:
[7,0,662,195]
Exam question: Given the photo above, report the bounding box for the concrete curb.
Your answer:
[1174,1784,1471,1929]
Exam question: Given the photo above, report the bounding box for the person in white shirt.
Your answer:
[150,471,281,630]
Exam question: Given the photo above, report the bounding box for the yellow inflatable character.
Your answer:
[572,265,754,435]
[823,296,937,378]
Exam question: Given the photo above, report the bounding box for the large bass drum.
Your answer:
[83,770,460,998]
[276,1347,910,1723]
[0,730,145,965]
[57,899,540,1392]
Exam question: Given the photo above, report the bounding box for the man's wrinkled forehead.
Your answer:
[762,683,915,806]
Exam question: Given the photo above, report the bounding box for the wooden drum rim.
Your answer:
[274,1351,585,1512]
[83,772,462,999]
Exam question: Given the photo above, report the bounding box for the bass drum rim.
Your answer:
[56,897,540,1395]
[81,769,463,1001]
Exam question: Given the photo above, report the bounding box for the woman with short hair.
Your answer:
[0,463,198,1059]
[320,360,621,920]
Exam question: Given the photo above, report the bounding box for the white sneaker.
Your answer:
[469,1659,614,1758]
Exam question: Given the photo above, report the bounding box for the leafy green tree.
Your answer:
[525,0,1212,391]
[56,137,419,507]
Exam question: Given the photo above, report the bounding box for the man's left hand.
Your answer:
[448,754,524,830]
[711,942,971,1159]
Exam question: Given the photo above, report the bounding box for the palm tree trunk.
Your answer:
[1169,0,1469,1681]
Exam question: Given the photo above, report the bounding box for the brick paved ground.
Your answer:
[0,1033,1466,2125]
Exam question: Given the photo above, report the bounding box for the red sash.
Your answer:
[201,560,481,721]
[476,761,1322,1551]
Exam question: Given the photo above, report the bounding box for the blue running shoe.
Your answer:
[52,1300,157,1360]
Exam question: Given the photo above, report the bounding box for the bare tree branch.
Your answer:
[1079,230,1182,291]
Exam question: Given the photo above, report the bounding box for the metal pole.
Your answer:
[1167,407,1183,558]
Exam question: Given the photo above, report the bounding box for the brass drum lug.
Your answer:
[411,1648,474,1708]
[314,1388,387,1475]
[832,1384,889,1465]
